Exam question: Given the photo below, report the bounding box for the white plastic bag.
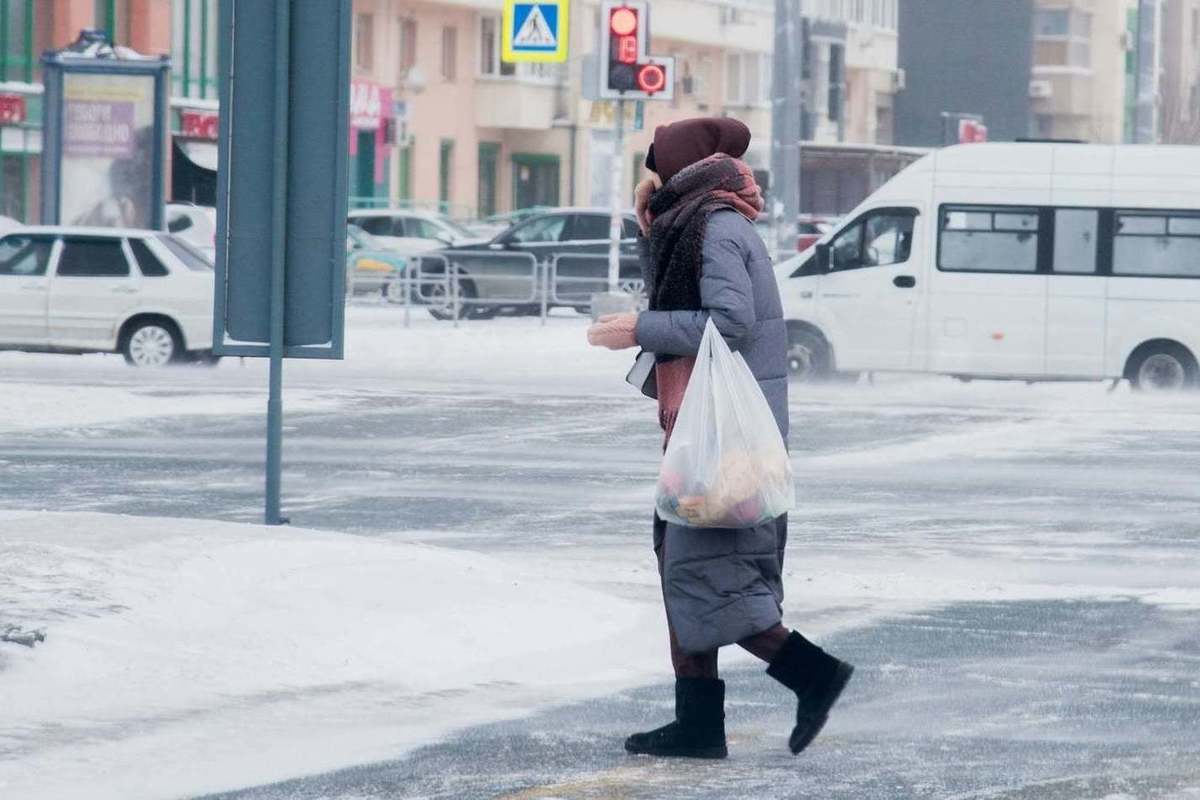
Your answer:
[655,319,795,529]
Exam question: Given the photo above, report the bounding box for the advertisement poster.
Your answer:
[61,72,156,228]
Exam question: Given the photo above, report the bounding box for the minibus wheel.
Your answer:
[787,328,831,382]
[1127,342,1198,392]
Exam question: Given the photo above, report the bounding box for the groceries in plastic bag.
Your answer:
[655,319,794,529]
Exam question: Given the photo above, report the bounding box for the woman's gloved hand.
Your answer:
[587,313,640,350]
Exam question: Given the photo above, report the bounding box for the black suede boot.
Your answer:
[624,677,728,759]
[766,632,854,755]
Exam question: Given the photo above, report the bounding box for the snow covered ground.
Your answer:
[2,308,1199,799]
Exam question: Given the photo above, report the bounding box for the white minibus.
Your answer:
[777,142,1200,390]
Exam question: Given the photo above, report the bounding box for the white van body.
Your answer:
[778,143,1200,389]
[0,226,215,366]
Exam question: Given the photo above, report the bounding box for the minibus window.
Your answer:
[940,205,1040,273]
[829,209,917,271]
[1169,217,1200,236]
[1114,212,1200,278]
[1053,209,1099,274]
[863,213,915,267]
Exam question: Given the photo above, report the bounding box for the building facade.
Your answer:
[2,0,905,224]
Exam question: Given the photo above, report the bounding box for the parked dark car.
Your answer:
[417,208,645,319]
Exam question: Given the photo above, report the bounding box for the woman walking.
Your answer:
[587,117,854,759]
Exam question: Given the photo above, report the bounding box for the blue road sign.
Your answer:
[214,0,350,359]
[502,0,569,63]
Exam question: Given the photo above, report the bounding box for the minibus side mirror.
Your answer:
[815,243,832,273]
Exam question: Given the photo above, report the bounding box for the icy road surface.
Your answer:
[2,312,1199,799]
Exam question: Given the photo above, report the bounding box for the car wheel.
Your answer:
[122,321,180,367]
[1128,343,1198,392]
[787,328,832,382]
[426,273,479,321]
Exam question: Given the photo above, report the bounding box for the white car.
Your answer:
[347,209,487,254]
[0,226,217,367]
[166,204,217,262]
[0,215,22,236]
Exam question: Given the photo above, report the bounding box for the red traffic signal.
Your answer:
[636,63,667,94]
[600,1,674,100]
[610,7,638,35]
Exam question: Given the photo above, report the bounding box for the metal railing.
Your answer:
[346,250,646,327]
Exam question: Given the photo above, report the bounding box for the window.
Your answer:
[406,217,445,240]
[2,0,36,83]
[478,142,500,219]
[355,216,391,236]
[939,206,1040,273]
[1053,209,1098,274]
[128,238,169,277]
[355,13,374,71]
[725,52,769,106]
[439,139,455,209]
[828,44,845,122]
[508,214,567,244]
[569,214,611,241]
[1113,211,1200,278]
[1034,8,1091,68]
[399,18,418,74]
[479,15,515,77]
[158,235,213,271]
[622,217,641,240]
[171,0,218,98]
[829,209,916,271]
[1034,9,1069,36]
[441,26,458,81]
[0,234,52,276]
[57,238,129,277]
[726,53,742,104]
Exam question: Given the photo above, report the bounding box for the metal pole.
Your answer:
[265,0,290,526]
[607,98,625,294]
[540,258,549,325]
[770,0,802,254]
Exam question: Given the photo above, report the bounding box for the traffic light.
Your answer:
[599,1,675,101]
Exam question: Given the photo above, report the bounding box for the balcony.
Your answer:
[474,78,562,130]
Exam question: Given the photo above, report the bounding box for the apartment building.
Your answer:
[1029,0,1139,143]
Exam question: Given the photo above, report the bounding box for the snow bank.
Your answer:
[0,511,664,800]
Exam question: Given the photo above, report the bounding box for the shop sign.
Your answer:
[0,93,26,125]
[350,80,390,130]
[181,109,220,140]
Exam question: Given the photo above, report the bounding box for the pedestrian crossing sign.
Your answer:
[502,0,570,63]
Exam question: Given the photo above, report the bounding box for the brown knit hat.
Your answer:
[645,117,752,184]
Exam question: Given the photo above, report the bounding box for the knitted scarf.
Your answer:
[643,153,764,315]
[643,154,763,443]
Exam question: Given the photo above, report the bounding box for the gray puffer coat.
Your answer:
[634,208,790,654]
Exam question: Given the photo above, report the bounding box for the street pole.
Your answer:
[607,98,626,294]
[770,0,803,254]
[265,0,290,526]
[1133,0,1161,144]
